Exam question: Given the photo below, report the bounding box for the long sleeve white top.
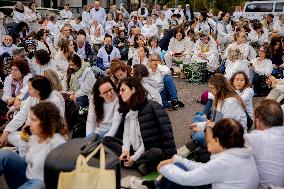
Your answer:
[4,90,65,133]
[245,126,284,189]
[86,97,121,137]
[13,11,32,23]
[60,9,73,19]
[168,37,192,54]
[82,11,91,28]
[224,59,250,80]
[90,7,106,25]
[236,88,254,118]
[224,42,251,60]
[2,73,32,102]
[251,58,273,76]
[90,24,105,37]
[148,64,171,92]
[96,46,121,68]
[249,29,269,44]
[28,59,56,76]
[155,18,169,30]
[74,67,96,97]
[141,24,158,38]
[160,148,259,189]
[24,133,66,180]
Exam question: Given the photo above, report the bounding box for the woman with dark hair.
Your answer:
[35,29,55,58]
[26,1,41,32]
[150,119,259,189]
[29,49,55,76]
[112,30,129,60]
[128,34,145,62]
[11,22,29,41]
[251,43,273,96]
[270,37,283,77]
[2,59,32,106]
[54,39,75,82]
[132,64,162,105]
[190,74,247,145]
[132,46,149,65]
[0,75,65,147]
[164,27,192,74]
[86,77,121,138]
[0,102,67,189]
[66,53,96,108]
[194,11,216,34]
[216,12,233,48]
[108,77,176,175]
[250,22,269,48]
[109,59,132,85]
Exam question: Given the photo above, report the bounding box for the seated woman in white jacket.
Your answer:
[251,44,273,96]
[191,32,219,72]
[66,54,96,108]
[155,119,259,189]
[249,22,269,48]
[132,46,149,66]
[35,29,55,58]
[86,77,121,138]
[266,75,284,102]
[216,12,234,49]
[164,28,192,72]
[0,76,65,147]
[2,59,32,108]
[141,17,158,40]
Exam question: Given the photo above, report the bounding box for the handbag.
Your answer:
[58,143,116,189]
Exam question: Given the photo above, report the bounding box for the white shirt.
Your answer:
[24,134,66,180]
[141,24,158,38]
[251,58,273,76]
[155,18,169,30]
[60,9,73,19]
[13,11,32,23]
[82,11,91,28]
[245,126,284,189]
[97,46,121,68]
[46,21,61,36]
[90,7,106,25]
[163,9,173,20]
[160,148,259,189]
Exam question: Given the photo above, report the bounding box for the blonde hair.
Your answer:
[43,69,63,91]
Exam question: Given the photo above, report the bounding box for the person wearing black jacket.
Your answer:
[103,77,176,175]
[184,4,194,22]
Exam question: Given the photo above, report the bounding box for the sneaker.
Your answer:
[170,100,179,110]
[185,140,200,153]
[138,164,148,176]
[177,100,185,108]
[130,176,148,189]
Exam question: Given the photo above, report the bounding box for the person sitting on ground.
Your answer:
[112,30,129,60]
[86,77,121,139]
[132,64,162,105]
[29,49,55,76]
[0,102,67,189]
[132,46,149,66]
[54,24,73,49]
[96,34,121,71]
[251,43,273,96]
[35,29,55,58]
[2,59,32,109]
[154,119,259,189]
[0,76,65,147]
[66,54,96,108]
[190,74,247,146]
[245,99,284,189]
[109,59,132,86]
[148,53,184,110]
[74,34,94,62]
[103,77,176,176]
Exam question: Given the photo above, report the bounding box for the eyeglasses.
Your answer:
[102,88,114,95]
[259,49,265,53]
[151,59,159,61]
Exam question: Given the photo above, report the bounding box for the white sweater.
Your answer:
[160,148,259,189]
[148,64,171,92]
[86,97,121,137]
[224,59,250,80]
[245,126,284,189]
[74,67,96,97]
[236,88,254,118]
[4,90,65,133]
[141,24,158,38]
[168,37,192,54]
[251,58,273,76]
[24,134,66,180]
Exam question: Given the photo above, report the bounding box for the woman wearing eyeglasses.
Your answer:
[86,77,121,139]
[251,44,273,96]
[66,54,96,108]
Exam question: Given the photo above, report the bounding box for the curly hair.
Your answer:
[109,60,132,84]
[173,27,186,40]
[230,71,251,91]
[10,59,30,76]
[43,69,63,91]
[30,102,67,139]
[92,77,118,123]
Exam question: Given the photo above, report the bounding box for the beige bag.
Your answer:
[57,143,116,189]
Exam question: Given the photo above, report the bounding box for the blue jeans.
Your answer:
[0,150,45,189]
[160,162,198,189]
[76,95,89,108]
[160,75,178,108]
[191,115,207,145]
[203,99,212,118]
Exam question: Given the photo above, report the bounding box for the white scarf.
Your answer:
[123,110,142,151]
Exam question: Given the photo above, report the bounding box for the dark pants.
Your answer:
[102,136,165,174]
[252,72,270,95]
[160,75,178,108]
[76,95,89,108]
[160,163,198,189]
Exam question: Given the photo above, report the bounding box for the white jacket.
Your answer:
[90,7,106,25]
[4,90,65,133]
[13,11,32,23]
[236,88,254,118]
[141,24,158,38]
[245,126,284,189]
[2,73,32,102]
[74,67,96,97]
[160,148,259,189]
[148,64,171,92]
[97,46,121,68]
[251,58,273,76]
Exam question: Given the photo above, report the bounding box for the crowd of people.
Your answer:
[0,0,283,189]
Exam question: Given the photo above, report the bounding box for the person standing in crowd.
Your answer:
[90,1,106,26]
[245,99,284,189]
[26,2,41,33]
[13,2,32,24]
[0,102,67,189]
[184,4,194,22]
[82,4,91,29]
[60,3,73,21]
[138,3,149,19]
